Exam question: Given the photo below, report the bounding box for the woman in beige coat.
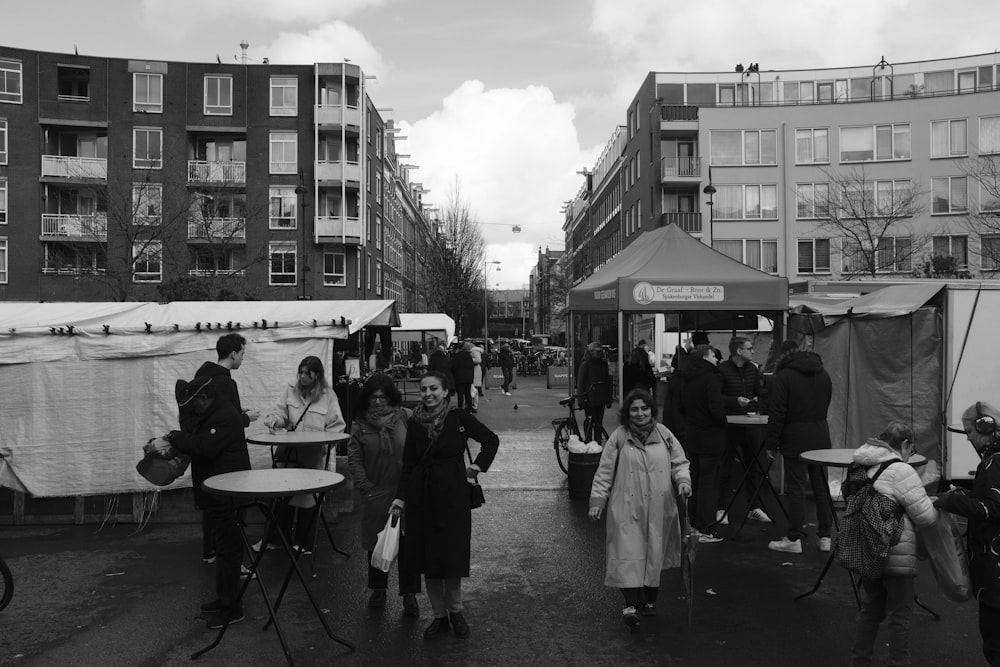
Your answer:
[589,388,692,629]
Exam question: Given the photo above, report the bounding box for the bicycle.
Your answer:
[552,391,610,474]
[0,552,12,611]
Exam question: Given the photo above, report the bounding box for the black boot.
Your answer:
[450,612,470,638]
[423,616,450,640]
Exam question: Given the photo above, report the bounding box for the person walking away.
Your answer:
[577,342,612,445]
[452,342,476,412]
[935,401,1000,666]
[260,356,346,552]
[193,333,260,564]
[347,374,420,615]
[470,342,484,409]
[848,421,937,667]
[427,345,453,393]
[160,376,250,629]
[589,388,692,629]
[390,371,500,640]
[677,344,728,543]
[499,343,516,396]
[718,336,771,526]
[623,341,656,395]
[765,340,834,554]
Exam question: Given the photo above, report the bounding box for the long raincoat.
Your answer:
[589,422,691,588]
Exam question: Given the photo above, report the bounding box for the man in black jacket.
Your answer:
[576,342,612,445]
[764,340,833,554]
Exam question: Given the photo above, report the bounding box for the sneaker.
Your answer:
[202,552,217,564]
[715,509,729,525]
[640,603,657,617]
[368,589,387,608]
[205,607,245,630]
[251,540,277,553]
[293,545,313,556]
[450,611,470,638]
[200,598,224,613]
[748,508,772,523]
[768,537,803,554]
[817,537,832,552]
[622,606,640,629]
[698,532,724,544]
[504,391,512,396]
[240,565,257,579]
[402,594,420,617]
[423,616,450,640]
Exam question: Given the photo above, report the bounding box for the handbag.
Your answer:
[136,437,191,486]
[371,514,401,572]
[465,442,486,509]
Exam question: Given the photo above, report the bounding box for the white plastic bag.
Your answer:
[370,515,401,573]
[585,441,603,454]
[567,434,588,454]
[917,510,972,602]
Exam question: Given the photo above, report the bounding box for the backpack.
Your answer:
[834,460,905,580]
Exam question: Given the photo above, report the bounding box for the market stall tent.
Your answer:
[391,313,455,346]
[0,300,399,497]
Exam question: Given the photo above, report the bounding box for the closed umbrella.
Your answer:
[678,495,698,625]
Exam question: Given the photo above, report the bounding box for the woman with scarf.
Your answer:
[390,370,500,640]
[589,387,692,630]
[347,374,421,615]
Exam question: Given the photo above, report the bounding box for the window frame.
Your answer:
[0,58,23,104]
[712,238,779,274]
[932,234,969,267]
[268,241,297,285]
[132,183,162,225]
[375,260,382,295]
[0,237,6,283]
[931,176,969,214]
[132,241,163,283]
[797,238,832,274]
[269,76,298,116]
[796,182,830,219]
[982,234,1000,270]
[0,177,6,224]
[133,72,163,113]
[0,118,6,164]
[268,132,297,174]
[714,184,778,220]
[839,123,911,163]
[795,128,830,164]
[930,119,968,158]
[980,116,1000,155]
[204,75,233,116]
[269,186,298,229]
[133,127,163,169]
[710,129,778,166]
[323,251,346,286]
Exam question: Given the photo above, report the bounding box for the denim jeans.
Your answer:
[851,575,915,666]
[782,454,832,541]
[501,367,513,392]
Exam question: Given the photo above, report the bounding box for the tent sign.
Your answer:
[632,282,724,304]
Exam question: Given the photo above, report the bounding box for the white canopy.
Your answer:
[392,313,455,345]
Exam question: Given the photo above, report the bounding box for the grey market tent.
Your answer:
[568,224,788,313]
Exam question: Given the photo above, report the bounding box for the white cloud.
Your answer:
[141,0,389,25]
[259,22,389,76]
[399,81,599,288]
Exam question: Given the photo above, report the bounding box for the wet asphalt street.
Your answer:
[0,373,985,666]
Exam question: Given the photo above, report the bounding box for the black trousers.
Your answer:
[367,550,422,594]
[206,502,242,608]
[455,382,474,410]
[980,602,1000,666]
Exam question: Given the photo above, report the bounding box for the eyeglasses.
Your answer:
[370,394,388,402]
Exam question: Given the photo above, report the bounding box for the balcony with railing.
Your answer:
[187,161,246,184]
[658,105,699,122]
[660,157,702,181]
[316,160,362,183]
[187,218,246,241]
[41,156,108,180]
[315,104,362,128]
[660,211,702,234]
[41,213,107,240]
[315,215,363,242]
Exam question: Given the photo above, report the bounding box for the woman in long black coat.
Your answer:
[391,370,500,640]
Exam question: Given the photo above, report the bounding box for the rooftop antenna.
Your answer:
[240,40,249,65]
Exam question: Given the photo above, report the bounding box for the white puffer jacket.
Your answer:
[852,440,938,577]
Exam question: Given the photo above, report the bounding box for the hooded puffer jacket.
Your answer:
[852,439,938,577]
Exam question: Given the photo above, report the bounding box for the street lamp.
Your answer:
[484,260,501,363]
[295,170,309,300]
[702,168,716,243]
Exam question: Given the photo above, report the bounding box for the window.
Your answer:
[983,235,1000,270]
[0,238,6,282]
[932,176,968,214]
[840,124,910,162]
[796,183,830,219]
[367,253,372,290]
[57,66,90,101]
[797,239,831,273]
[269,187,297,229]
[132,183,161,225]
[959,71,977,94]
[0,178,6,224]
[877,236,912,273]
[842,179,913,216]
[133,127,163,169]
[931,119,967,158]
[712,239,778,274]
[0,118,6,163]
[367,157,372,191]
[376,173,382,204]
[796,128,829,164]
[924,71,953,94]
[715,184,777,219]
[43,242,106,274]
[269,242,296,285]
[375,260,382,295]
[204,75,232,115]
[375,213,382,249]
[133,73,162,113]
[323,251,346,286]
[192,247,235,274]
[356,249,362,289]
[0,59,22,104]
[933,235,968,266]
[270,76,297,116]
[710,130,777,165]
[982,177,1000,212]
[133,242,162,282]
[981,117,1000,155]
[269,132,297,174]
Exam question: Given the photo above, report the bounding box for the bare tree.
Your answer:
[422,180,486,338]
[814,166,929,278]
[958,154,1000,271]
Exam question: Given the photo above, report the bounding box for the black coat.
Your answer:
[717,358,764,415]
[427,350,453,387]
[194,361,251,427]
[577,355,612,407]
[623,347,656,394]
[397,408,500,578]
[452,349,475,384]
[167,397,251,510]
[764,351,832,455]
[677,356,728,455]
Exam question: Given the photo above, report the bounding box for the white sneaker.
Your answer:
[504,391,511,396]
[715,509,729,525]
[698,532,724,544]
[817,537,832,552]
[768,537,802,554]
[251,540,277,553]
[747,508,772,523]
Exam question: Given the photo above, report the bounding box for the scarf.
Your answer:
[361,405,406,456]
[627,419,657,446]
[412,398,455,446]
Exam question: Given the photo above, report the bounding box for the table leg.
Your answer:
[719,441,789,537]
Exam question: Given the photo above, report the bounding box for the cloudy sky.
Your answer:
[3,0,1000,287]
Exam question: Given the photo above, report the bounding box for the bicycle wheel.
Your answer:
[0,556,12,612]
[553,422,575,475]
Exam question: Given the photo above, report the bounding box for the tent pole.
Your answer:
[618,310,624,406]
